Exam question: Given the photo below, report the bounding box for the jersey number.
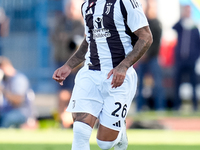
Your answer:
[111,102,127,118]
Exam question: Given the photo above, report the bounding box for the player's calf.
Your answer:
[96,128,122,150]
[72,121,92,150]
[96,139,116,150]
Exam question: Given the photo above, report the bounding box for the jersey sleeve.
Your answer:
[122,0,148,32]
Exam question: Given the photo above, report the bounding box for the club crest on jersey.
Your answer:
[92,17,111,39]
[105,3,112,15]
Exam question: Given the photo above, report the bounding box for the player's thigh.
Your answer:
[97,67,137,140]
[72,112,97,128]
[96,85,132,141]
[99,75,136,131]
[67,68,103,128]
[97,124,119,141]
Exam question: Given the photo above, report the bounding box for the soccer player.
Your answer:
[52,0,152,149]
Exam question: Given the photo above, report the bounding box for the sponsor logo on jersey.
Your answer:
[95,17,105,29]
[92,17,111,39]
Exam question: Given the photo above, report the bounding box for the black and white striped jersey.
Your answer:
[82,0,148,71]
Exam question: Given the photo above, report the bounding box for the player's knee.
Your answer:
[96,139,115,150]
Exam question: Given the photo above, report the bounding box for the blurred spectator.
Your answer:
[50,0,84,128]
[0,56,35,128]
[0,7,9,55]
[172,5,200,111]
[136,0,165,112]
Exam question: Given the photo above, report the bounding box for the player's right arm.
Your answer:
[52,37,88,85]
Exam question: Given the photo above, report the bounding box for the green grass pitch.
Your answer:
[0,129,200,150]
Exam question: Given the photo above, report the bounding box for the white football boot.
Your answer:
[114,122,128,150]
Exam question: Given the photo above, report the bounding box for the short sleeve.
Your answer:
[122,0,148,32]
[81,1,90,42]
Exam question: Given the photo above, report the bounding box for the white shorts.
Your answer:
[67,66,137,131]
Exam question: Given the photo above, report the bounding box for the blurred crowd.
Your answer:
[135,0,200,113]
[0,6,35,128]
[0,0,199,129]
[136,0,200,113]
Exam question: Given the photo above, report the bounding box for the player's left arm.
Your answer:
[52,37,88,85]
[108,26,153,88]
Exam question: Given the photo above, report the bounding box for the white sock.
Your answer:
[71,121,92,150]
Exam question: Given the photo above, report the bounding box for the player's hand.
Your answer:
[107,66,127,88]
[52,64,72,86]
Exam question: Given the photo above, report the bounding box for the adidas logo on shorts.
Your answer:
[113,120,121,127]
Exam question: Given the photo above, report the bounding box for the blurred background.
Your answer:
[0,0,199,130]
